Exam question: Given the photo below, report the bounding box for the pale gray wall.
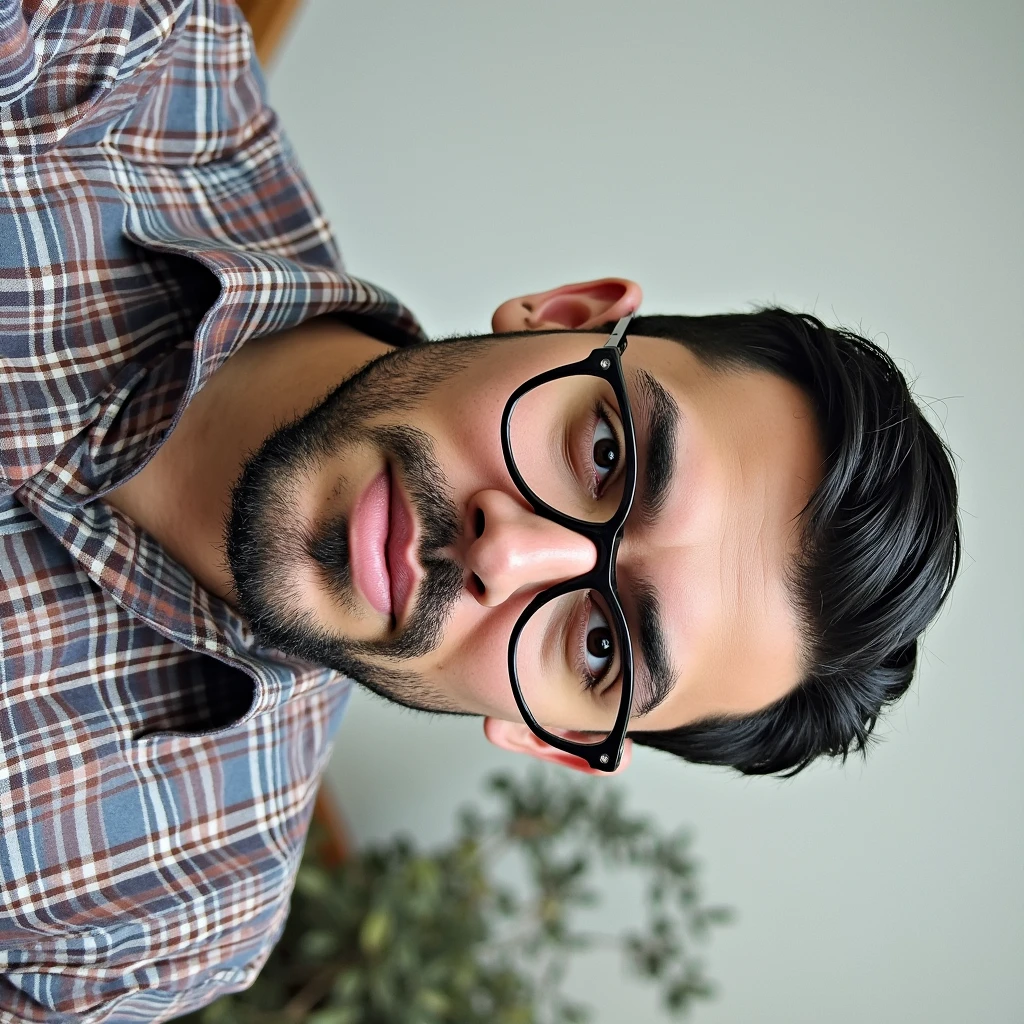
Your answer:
[266,3,1024,1021]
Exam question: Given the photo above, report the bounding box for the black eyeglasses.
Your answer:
[500,314,637,771]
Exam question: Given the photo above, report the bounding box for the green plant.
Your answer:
[178,768,731,1024]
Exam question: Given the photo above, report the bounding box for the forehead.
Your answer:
[615,333,823,729]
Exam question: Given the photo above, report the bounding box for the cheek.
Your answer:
[424,383,505,456]
[415,392,520,510]
[420,599,525,719]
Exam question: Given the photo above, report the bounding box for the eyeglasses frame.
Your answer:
[499,313,637,772]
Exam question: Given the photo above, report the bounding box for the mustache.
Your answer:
[304,422,465,660]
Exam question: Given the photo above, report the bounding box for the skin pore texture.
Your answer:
[105,278,823,775]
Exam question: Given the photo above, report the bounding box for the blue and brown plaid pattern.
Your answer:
[0,1,424,1020]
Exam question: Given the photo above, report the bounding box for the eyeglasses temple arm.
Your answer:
[604,312,635,353]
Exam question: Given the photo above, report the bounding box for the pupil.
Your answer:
[594,437,617,468]
[587,627,613,658]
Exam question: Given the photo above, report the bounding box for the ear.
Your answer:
[491,278,642,334]
[483,717,633,776]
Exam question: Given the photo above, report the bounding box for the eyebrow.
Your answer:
[631,368,679,529]
[622,368,681,718]
[631,577,676,717]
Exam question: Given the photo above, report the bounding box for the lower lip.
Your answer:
[349,467,392,615]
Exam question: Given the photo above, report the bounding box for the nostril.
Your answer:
[474,507,485,538]
[472,573,485,595]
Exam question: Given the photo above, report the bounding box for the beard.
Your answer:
[224,327,502,716]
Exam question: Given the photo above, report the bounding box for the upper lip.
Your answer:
[386,465,423,628]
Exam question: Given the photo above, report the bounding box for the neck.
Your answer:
[104,316,392,604]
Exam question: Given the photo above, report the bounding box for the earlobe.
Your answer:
[491,278,642,334]
[482,718,633,775]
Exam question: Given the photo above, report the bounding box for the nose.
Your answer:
[464,489,598,607]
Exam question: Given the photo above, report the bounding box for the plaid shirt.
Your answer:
[0,1,424,1020]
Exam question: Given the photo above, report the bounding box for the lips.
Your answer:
[386,467,418,624]
[349,467,392,615]
[349,464,420,623]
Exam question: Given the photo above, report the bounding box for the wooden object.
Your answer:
[235,0,305,66]
[310,781,351,867]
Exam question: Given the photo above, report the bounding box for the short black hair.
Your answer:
[625,310,961,776]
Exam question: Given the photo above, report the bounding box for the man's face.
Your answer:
[226,324,823,752]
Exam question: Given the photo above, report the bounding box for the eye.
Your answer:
[576,593,617,690]
[588,400,623,497]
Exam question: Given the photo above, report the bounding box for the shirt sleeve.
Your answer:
[0,918,285,1023]
[0,947,275,1024]
[0,0,192,154]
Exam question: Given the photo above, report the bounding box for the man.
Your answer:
[0,0,960,1021]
